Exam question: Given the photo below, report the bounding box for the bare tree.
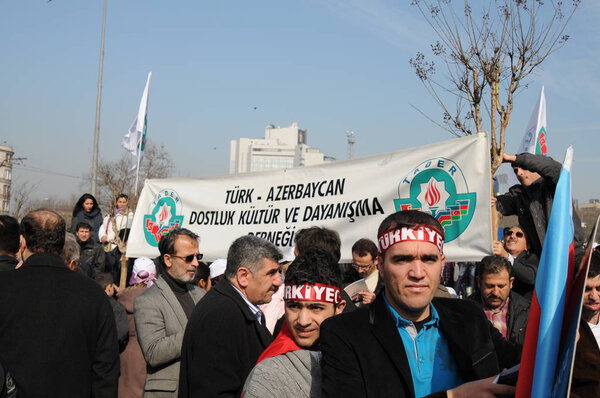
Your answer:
[10,181,37,220]
[409,0,580,174]
[94,140,175,212]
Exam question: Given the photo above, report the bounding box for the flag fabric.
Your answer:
[122,72,152,171]
[516,146,574,398]
[517,86,548,155]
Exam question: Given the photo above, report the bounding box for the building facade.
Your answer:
[229,122,332,173]
[0,145,14,215]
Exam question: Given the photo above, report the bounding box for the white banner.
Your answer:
[127,134,492,262]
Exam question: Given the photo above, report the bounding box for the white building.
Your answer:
[229,122,333,173]
[0,145,14,215]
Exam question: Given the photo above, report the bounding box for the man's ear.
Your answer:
[19,235,26,255]
[237,267,251,289]
[334,300,346,315]
[66,260,77,271]
[509,276,515,290]
[163,254,173,269]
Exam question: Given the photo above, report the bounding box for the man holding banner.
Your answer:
[320,210,519,397]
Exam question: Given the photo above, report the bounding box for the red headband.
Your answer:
[283,283,342,304]
[378,226,444,254]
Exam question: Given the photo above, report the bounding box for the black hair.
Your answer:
[158,228,199,256]
[0,215,20,255]
[94,273,114,290]
[76,222,92,232]
[116,193,129,201]
[294,226,341,262]
[351,238,378,260]
[72,193,100,216]
[20,210,66,256]
[285,247,343,290]
[476,255,512,278]
[192,262,211,285]
[377,210,444,259]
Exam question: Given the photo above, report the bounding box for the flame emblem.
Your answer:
[424,179,441,207]
[155,203,172,226]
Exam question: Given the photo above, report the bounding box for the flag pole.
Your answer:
[134,136,142,196]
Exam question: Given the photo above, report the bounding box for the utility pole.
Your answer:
[346,131,356,160]
[91,0,108,196]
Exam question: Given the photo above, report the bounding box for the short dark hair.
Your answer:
[21,210,66,255]
[193,262,211,285]
[94,273,114,290]
[476,255,512,278]
[116,193,129,201]
[588,248,600,279]
[285,247,343,290]
[377,210,444,259]
[294,226,341,262]
[351,238,378,260]
[76,222,92,232]
[0,215,20,255]
[158,228,199,257]
[225,235,282,279]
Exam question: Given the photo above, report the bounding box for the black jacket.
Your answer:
[178,280,273,398]
[0,253,119,397]
[0,255,18,272]
[468,290,530,345]
[78,239,106,277]
[320,295,520,398]
[496,153,584,258]
[511,250,539,299]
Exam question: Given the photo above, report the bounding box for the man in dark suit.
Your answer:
[178,235,282,397]
[0,209,119,397]
[320,210,520,397]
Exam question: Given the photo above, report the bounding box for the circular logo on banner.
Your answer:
[143,189,185,247]
[393,158,476,243]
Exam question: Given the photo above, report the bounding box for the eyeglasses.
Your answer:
[352,263,373,271]
[505,230,524,238]
[171,253,203,263]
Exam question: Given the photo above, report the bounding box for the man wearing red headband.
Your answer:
[242,247,346,397]
[320,210,520,397]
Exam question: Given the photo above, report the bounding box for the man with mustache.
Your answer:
[468,256,530,345]
[179,235,282,397]
[135,228,206,397]
[493,226,538,299]
[571,248,600,397]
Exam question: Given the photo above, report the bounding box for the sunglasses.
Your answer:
[505,230,524,238]
[171,253,204,263]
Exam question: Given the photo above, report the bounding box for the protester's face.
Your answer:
[504,227,528,255]
[83,198,94,213]
[380,240,444,322]
[116,197,128,210]
[513,167,541,187]
[352,252,378,279]
[583,275,600,316]
[285,300,342,348]
[245,258,282,305]
[76,228,91,242]
[164,236,200,284]
[479,269,513,309]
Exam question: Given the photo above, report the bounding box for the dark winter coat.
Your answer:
[495,153,584,258]
[468,290,530,345]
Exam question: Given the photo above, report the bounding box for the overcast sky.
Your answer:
[1,0,599,203]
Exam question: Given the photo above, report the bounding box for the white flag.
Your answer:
[122,72,152,170]
[517,86,548,155]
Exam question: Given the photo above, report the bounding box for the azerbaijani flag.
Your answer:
[516,146,574,398]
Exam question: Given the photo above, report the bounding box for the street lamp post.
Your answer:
[91,0,107,196]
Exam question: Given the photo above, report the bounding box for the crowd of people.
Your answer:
[0,152,598,398]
